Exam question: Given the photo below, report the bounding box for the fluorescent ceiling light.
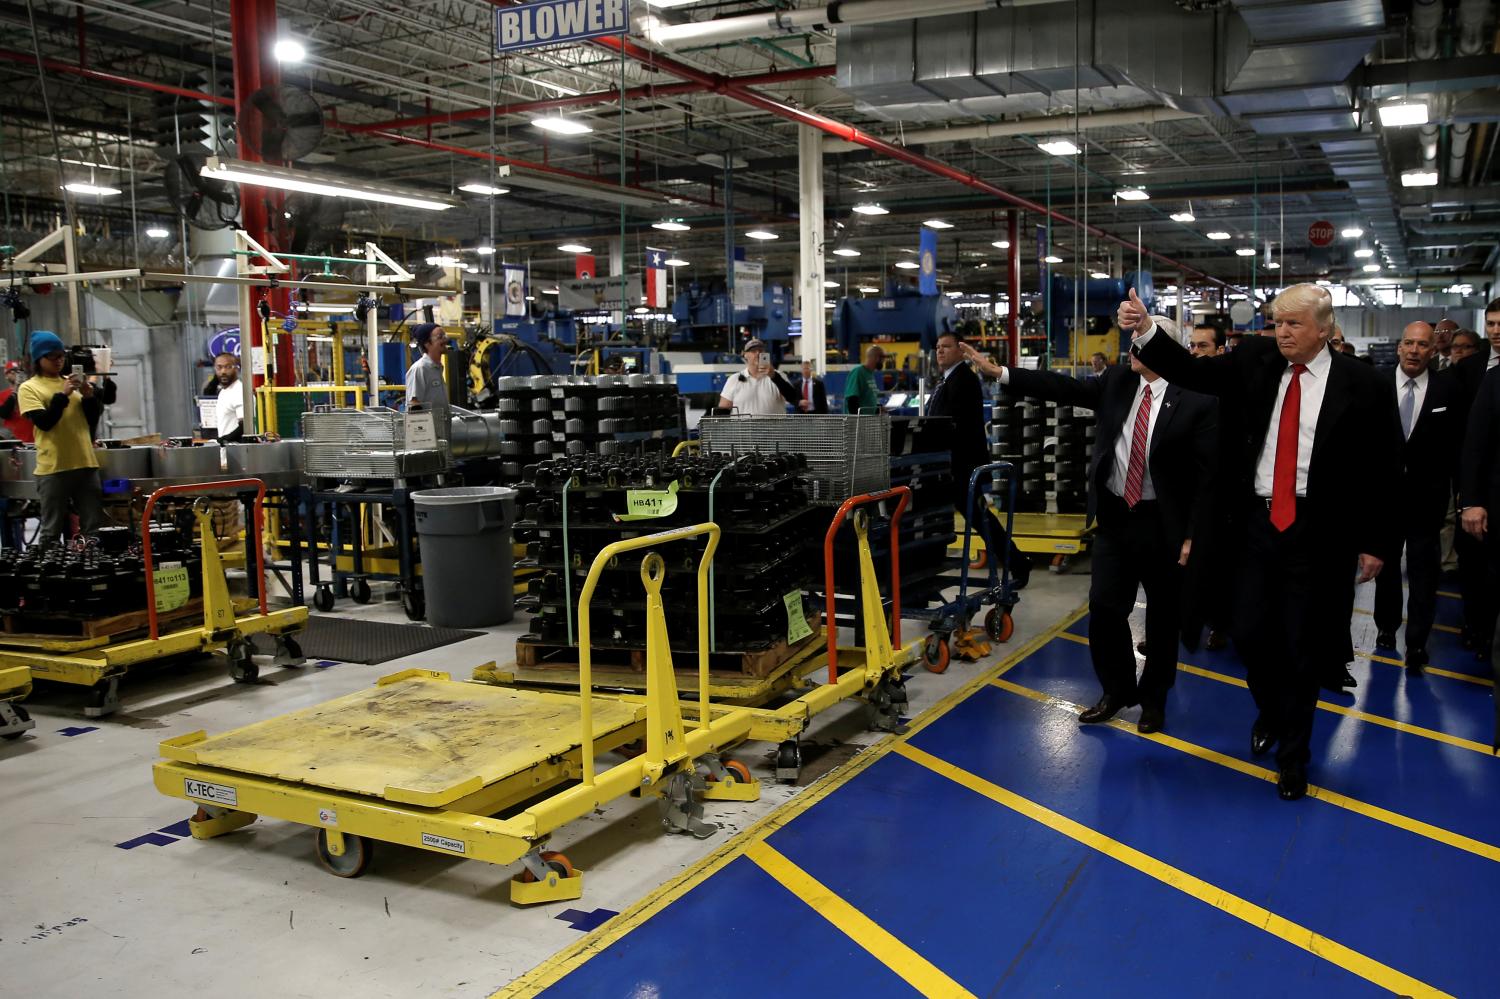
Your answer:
[652,220,691,231]
[200,156,453,211]
[1362,263,1381,272]
[1206,231,1231,240]
[991,240,1010,249]
[459,182,508,196]
[634,307,649,314]
[823,280,840,288]
[946,291,963,298]
[474,245,495,255]
[1043,254,1063,264]
[145,226,170,238]
[894,260,920,269]
[558,243,592,253]
[852,203,889,216]
[832,246,861,257]
[1266,261,1281,270]
[664,257,689,267]
[525,295,536,301]
[746,230,778,240]
[63,182,120,196]
[1235,247,1256,257]
[1038,139,1080,156]
[1401,168,1439,187]
[426,255,462,267]
[1378,101,1429,127]
[1353,246,1374,258]
[1090,271,1109,279]
[542,287,560,294]
[857,285,879,293]
[273,38,305,64]
[1169,211,1195,222]
[532,116,592,135]
[300,303,357,314]
[1340,226,1364,239]
[1115,187,1149,201]
[923,219,954,229]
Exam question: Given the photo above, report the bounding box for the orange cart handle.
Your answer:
[142,478,268,640]
[823,486,911,684]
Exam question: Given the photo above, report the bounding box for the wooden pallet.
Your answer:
[2,599,210,640]
[515,612,825,679]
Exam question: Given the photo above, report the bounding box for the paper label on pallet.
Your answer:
[614,480,679,522]
[421,832,467,855]
[784,590,812,645]
[405,411,439,451]
[153,566,191,614]
[184,778,237,807]
[317,808,339,827]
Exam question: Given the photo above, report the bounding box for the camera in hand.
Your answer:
[60,345,98,375]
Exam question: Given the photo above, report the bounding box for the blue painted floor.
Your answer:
[533,590,1500,997]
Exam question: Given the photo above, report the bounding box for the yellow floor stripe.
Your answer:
[745,842,975,999]
[1361,651,1493,687]
[894,742,1454,999]
[1438,590,1461,600]
[1351,606,1461,635]
[1056,631,1494,756]
[991,677,1500,866]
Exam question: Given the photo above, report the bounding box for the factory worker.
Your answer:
[405,323,451,424]
[717,339,798,416]
[19,331,116,544]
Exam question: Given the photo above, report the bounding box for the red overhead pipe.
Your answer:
[0,48,234,105]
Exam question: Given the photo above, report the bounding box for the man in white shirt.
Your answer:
[717,339,796,416]
[213,352,246,442]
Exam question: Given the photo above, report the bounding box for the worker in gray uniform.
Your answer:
[404,324,451,424]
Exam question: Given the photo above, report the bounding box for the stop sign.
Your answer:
[1308,220,1335,247]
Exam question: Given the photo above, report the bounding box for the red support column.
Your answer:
[1006,209,1020,368]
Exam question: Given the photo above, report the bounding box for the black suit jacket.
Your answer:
[797,376,829,414]
[927,362,989,481]
[1135,328,1401,564]
[1392,367,1463,528]
[1460,365,1500,516]
[1005,364,1218,554]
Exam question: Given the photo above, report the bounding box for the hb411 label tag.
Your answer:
[615,479,680,522]
[784,590,812,644]
[153,565,190,613]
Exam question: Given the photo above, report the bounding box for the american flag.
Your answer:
[645,247,668,309]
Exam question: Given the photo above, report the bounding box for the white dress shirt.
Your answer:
[215,378,245,439]
[1395,367,1429,437]
[1108,376,1168,501]
[720,367,788,416]
[1253,347,1332,498]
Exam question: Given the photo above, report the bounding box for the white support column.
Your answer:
[61,227,82,343]
[365,248,381,405]
[797,124,826,373]
[609,236,625,328]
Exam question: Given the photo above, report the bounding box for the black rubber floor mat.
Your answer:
[252,617,483,665]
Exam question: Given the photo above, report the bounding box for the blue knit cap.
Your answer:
[28,330,64,362]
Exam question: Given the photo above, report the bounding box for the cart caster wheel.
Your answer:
[350,578,372,605]
[707,759,752,785]
[315,829,373,878]
[969,549,988,572]
[274,635,305,668]
[227,642,259,684]
[401,587,425,621]
[922,634,951,674]
[313,585,335,613]
[1,702,29,740]
[985,608,1015,643]
[84,679,120,718]
[775,740,802,784]
[519,850,573,883]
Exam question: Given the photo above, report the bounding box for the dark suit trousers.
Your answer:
[1087,494,1181,709]
[1236,503,1328,770]
[1373,526,1443,653]
[1456,528,1495,646]
[953,462,1024,576]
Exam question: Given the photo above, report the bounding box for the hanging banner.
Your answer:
[558,275,643,312]
[575,254,596,280]
[732,260,763,310]
[503,265,528,316]
[918,228,939,296]
[495,0,630,53]
[644,247,668,309]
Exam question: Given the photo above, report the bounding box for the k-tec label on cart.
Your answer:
[184,778,238,807]
[154,565,190,614]
[615,480,679,522]
[421,832,467,855]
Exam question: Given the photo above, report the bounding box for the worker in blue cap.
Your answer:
[17,331,116,544]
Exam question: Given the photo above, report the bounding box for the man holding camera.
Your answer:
[717,339,798,416]
[19,331,116,545]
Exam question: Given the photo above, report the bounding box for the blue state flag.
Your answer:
[918,228,939,296]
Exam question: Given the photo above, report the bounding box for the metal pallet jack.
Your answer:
[924,462,1021,670]
[151,523,767,906]
[0,480,309,717]
[0,665,35,740]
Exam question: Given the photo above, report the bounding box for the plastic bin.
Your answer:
[412,486,518,628]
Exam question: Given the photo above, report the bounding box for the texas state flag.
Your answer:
[645,246,668,308]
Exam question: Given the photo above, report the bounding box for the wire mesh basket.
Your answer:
[302,406,449,481]
[699,413,890,505]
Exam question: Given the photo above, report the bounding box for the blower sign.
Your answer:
[495,0,629,52]
[1307,220,1335,247]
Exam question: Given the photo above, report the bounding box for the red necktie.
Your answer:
[1270,363,1307,531]
[1123,383,1152,507]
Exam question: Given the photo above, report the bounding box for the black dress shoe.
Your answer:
[1405,648,1428,676]
[1337,665,1357,689]
[1079,695,1135,724]
[1277,765,1308,801]
[1375,630,1398,652]
[1205,629,1228,651]
[1137,704,1165,735]
[1251,725,1275,757]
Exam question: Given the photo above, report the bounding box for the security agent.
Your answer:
[19,331,117,545]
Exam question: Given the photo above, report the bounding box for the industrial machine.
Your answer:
[1047,271,1155,362]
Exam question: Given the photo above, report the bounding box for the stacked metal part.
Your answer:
[513,452,823,666]
[1047,404,1092,515]
[877,416,959,615]
[991,398,1043,513]
[0,526,198,619]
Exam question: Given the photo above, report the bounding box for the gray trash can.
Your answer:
[412,486,518,628]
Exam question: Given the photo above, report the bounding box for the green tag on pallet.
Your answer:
[615,480,680,522]
[153,565,190,613]
[784,590,812,645]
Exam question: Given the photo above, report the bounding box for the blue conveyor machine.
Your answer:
[831,284,959,356]
[670,281,792,348]
[1047,271,1154,356]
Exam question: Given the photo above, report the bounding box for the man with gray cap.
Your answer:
[717,339,797,416]
[405,323,450,423]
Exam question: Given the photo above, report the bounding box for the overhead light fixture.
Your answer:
[425,255,462,268]
[298,303,357,314]
[991,240,1010,249]
[832,246,861,257]
[1362,263,1381,272]
[1353,246,1375,258]
[474,245,495,255]
[200,156,454,211]
[1315,279,1332,286]
[745,230,778,240]
[1090,270,1110,279]
[1044,254,1063,264]
[1206,231,1231,240]
[823,280,840,289]
[145,226,170,238]
[1235,247,1256,257]
[1266,261,1281,270]
[894,260,920,269]
[1340,226,1364,239]
[652,220,691,232]
[273,38,306,64]
[1377,101,1429,127]
[851,203,889,216]
[664,257,689,267]
[1401,168,1439,187]
[63,182,121,196]
[857,285,879,293]
[1038,139,1080,156]
[1115,187,1149,201]
[1169,210,1196,223]
[542,287,560,295]
[459,182,508,196]
[532,116,593,135]
[558,243,592,254]
[923,219,954,229]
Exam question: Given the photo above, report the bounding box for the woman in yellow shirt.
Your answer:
[18,331,116,545]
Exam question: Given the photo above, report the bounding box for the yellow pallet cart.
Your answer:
[478,486,923,783]
[0,665,34,740]
[963,509,1093,574]
[152,524,768,905]
[0,481,309,717]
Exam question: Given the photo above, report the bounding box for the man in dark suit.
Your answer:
[964,326,1216,733]
[1451,327,1495,655]
[1127,285,1400,800]
[1373,322,1463,675]
[796,361,829,413]
[928,331,1028,588]
[1459,363,1500,745]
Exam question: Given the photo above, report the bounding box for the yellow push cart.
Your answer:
[152,523,767,905]
[0,480,309,717]
[0,665,34,741]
